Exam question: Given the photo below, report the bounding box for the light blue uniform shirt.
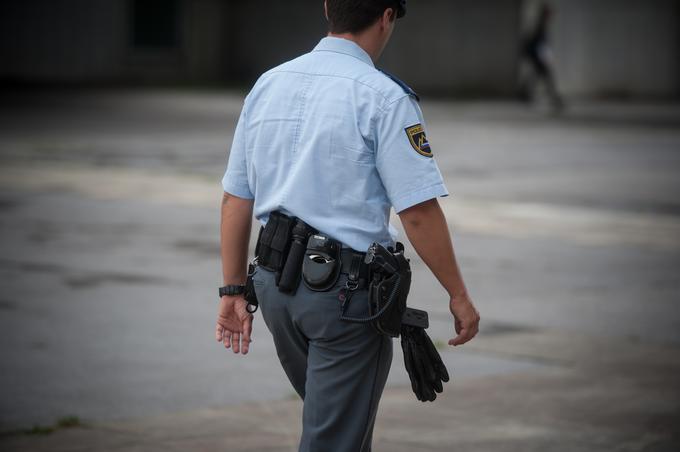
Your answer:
[222,36,449,251]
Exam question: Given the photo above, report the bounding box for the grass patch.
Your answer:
[55,416,82,429]
[22,425,56,436]
[433,339,448,350]
[0,416,85,438]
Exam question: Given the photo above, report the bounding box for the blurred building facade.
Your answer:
[1,0,678,98]
[523,0,680,98]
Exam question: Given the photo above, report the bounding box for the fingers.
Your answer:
[450,326,480,346]
[215,324,223,342]
[219,326,253,355]
[449,322,480,346]
[241,315,253,355]
[232,331,241,353]
[449,329,471,346]
[449,305,481,346]
[231,312,255,355]
[223,330,232,349]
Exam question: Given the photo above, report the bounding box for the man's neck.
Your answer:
[327,32,381,64]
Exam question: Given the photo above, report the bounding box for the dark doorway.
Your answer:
[130,0,180,49]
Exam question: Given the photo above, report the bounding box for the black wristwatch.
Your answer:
[219,285,245,297]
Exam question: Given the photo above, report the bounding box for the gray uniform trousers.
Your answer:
[252,266,393,452]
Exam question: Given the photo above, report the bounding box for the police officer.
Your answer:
[216,1,480,451]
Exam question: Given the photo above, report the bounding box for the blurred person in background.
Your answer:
[520,2,565,111]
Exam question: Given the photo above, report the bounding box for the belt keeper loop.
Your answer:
[347,253,362,289]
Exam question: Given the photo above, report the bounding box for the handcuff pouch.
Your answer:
[302,234,342,291]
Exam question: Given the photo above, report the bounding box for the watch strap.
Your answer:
[219,285,246,297]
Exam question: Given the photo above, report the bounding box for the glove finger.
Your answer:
[401,337,420,396]
[404,328,436,402]
[408,330,436,400]
[414,330,437,368]
[422,381,436,402]
[413,349,436,402]
[408,338,426,398]
[409,340,430,401]
[416,340,438,384]
[400,335,411,371]
[438,362,450,383]
[432,377,443,394]
[422,330,450,383]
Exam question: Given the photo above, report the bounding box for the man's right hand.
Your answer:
[448,292,480,346]
[216,295,253,354]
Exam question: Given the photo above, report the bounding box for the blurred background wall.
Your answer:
[0,0,678,98]
[525,0,680,98]
[0,0,227,85]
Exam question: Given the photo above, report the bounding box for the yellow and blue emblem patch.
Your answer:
[404,123,432,157]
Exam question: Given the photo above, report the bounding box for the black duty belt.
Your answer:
[255,211,369,294]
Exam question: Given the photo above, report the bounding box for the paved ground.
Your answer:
[0,89,679,451]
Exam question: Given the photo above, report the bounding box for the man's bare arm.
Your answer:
[216,192,254,354]
[220,192,254,286]
[398,198,480,346]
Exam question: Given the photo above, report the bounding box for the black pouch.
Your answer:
[256,212,295,284]
[302,234,342,291]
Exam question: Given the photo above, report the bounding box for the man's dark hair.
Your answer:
[326,0,405,34]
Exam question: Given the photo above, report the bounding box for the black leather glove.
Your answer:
[400,324,450,402]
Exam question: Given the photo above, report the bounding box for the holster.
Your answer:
[339,242,411,338]
[368,251,411,337]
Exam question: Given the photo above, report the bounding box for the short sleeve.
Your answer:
[375,96,449,213]
[221,105,254,199]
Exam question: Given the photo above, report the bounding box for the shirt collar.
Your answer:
[312,36,375,67]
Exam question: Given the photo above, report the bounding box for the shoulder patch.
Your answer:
[379,69,420,102]
[405,124,432,157]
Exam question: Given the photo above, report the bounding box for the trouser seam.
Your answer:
[360,334,386,451]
